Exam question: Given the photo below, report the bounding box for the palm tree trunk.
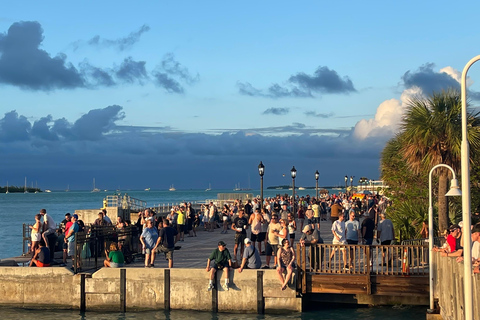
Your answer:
[438,173,449,233]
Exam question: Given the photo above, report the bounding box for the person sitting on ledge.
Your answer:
[206,241,232,291]
[29,240,50,267]
[104,242,124,268]
[237,238,261,273]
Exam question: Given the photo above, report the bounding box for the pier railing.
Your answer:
[104,195,147,212]
[72,225,141,274]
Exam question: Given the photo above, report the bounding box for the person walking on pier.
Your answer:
[140,220,159,268]
[264,214,281,269]
[154,219,178,268]
[65,214,80,270]
[345,211,361,268]
[206,241,232,291]
[329,213,347,270]
[376,213,395,265]
[232,209,248,260]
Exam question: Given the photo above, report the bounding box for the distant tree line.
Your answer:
[0,186,41,193]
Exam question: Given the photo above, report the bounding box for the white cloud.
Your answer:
[352,87,421,140]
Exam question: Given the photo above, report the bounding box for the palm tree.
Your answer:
[400,89,480,233]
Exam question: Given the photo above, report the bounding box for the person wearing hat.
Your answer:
[206,241,232,291]
[238,238,262,272]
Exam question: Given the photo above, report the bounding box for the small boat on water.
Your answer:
[169,185,176,191]
[24,177,28,194]
[205,183,211,191]
[5,181,9,194]
[144,188,151,191]
[298,187,306,190]
[45,189,51,193]
[91,178,100,193]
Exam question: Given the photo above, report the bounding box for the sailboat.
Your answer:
[24,177,29,194]
[205,183,211,191]
[91,178,100,193]
[5,181,9,194]
[65,184,70,192]
[169,184,176,191]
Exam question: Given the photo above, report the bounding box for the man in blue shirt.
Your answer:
[140,220,159,268]
[65,214,79,270]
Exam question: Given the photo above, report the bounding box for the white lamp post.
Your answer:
[428,164,462,312]
[460,55,480,320]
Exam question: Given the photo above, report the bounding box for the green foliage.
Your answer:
[386,198,428,240]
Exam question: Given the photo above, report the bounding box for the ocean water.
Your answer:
[0,305,427,320]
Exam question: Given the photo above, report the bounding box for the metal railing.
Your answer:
[72,225,142,274]
[104,194,147,211]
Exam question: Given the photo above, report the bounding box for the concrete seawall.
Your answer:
[0,267,301,313]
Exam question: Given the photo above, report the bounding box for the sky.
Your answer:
[1,1,480,191]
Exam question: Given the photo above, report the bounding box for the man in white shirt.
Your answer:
[329,214,347,270]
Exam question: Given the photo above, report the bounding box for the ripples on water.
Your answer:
[0,305,426,320]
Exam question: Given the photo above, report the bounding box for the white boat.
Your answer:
[45,189,51,193]
[298,187,306,190]
[5,181,9,194]
[24,177,28,194]
[91,178,100,192]
[169,184,176,191]
[205,183,211,191]
[65,185,70,192]
[144,188,151,191]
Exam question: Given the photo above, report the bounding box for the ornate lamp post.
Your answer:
[344,175,348,189]
[258,161,265,210]
[315,170,319,199]
[427,164,462,312]
[290,166,297,216]
[350,176,354,188]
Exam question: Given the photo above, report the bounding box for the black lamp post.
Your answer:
[350,176,354,188]
[258,161,265,210]
[291,166,297,216]
[315,170,319,199]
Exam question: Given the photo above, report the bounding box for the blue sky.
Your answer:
[1,1,480,190]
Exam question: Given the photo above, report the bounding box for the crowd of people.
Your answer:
[38,192,480,290]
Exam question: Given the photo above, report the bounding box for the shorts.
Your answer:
[346,239,358,245]
[381,240,393,246]
[332,238,346,251]
[251,233,259,242]
[330,216,338,223]
[364,238,373,245]
[235,233,246,245]
[257,232,266,242]
[67,241,75,256]
[110,262,124,268]
[313,217,321,224]
[279,263,296,269]
[159,246,174,260]
[213,262,228,270]
[145,248,154,254]
[43,229,55,237]
[289,233,295,240]
[63,242,68,250]
[36,261,50,267]
[266,243,278,256]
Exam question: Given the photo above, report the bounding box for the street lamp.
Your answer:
[315,170,319,199]
[460,55,480,320]
[428,164,462,312]
[258,161,265,210]
[344,175,348,189]
[291,166,297,216]
[350,176,354,188]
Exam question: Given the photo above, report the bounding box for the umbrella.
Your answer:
[357,190,372,195]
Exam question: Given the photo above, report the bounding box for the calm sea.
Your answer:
[0,189,427,319]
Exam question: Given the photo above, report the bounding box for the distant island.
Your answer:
[0,186,41,193]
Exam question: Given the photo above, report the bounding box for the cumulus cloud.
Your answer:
[0,110,31,141]
[238,66,356,98]
[78,25,150,51]
[401,63,460,95]
[0,21,85,90]
[263,107,290,115]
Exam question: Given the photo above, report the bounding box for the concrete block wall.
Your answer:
[0,267,301,313]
